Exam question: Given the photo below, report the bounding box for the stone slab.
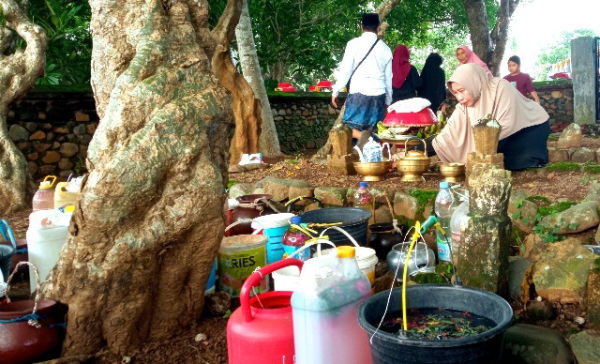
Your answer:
[502,323,573,364]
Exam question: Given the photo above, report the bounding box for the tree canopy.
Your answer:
[24,0,507,90]
[535,29,598,80]
[24,0,91,87]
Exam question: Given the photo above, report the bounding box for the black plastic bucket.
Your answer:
[358,284,513,364]
[300,207,371,245]
[0,244,15,280]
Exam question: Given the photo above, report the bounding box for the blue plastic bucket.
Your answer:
[252,213,295,263]
[263,226,289,263]
[205,259,217,294]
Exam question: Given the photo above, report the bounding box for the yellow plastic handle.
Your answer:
[41,175,58,188]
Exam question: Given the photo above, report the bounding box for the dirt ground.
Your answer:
[4,137,600,363]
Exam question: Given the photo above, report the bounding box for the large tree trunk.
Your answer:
[235,0,281,158]
[43,0,251,357]
[462,0,520,76]
[0,0,46,214]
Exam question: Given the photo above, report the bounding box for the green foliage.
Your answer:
[28,0,92,87]
[533,223,562,243]
[583,162,600,174]
[538,200,577,217]
[535,29,598,80]
[510,225,525,253]
[593,257,600,273]
[0,6,5,27]
[413,272,449,284]
[226,179,238,192]
[208,0,500,89]
[409,188,438,217]
[546,162,581,172]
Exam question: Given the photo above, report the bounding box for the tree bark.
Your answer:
[462,0,520,76]
[489,0,519,75]
[43,0,252,357]
[235,0,281,158]
[376,0,402,37]
[0,0,47,214]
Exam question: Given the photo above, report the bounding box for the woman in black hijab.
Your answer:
[417,53,446,112]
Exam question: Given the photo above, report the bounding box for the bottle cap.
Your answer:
[439,181,449,189]
[290,216,301,224]
[337,245,356,258]
[359,181,368,188]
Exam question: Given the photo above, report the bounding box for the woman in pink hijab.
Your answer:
[456,45,492,77]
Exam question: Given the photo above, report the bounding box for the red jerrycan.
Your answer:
[227,258,303,364]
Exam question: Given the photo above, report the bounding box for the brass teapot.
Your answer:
[397,138,429,182]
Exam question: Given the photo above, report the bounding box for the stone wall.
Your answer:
[7,92,98,180]
[6,86,576,179]
[268,94,340,154]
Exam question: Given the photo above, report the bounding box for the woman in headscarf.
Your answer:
[392,44,422,103]
[430,63,550,171]
[417,52,446,112]
[456,45,492,77]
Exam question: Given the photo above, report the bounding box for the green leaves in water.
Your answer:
[383,308,493,340]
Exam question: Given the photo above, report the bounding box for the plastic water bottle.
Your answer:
[434,181,453,262]
[32,175,57,211]
[353,182,372,210]
[282,216,310,261]
[450,199,469,250]
[291,246,372,364]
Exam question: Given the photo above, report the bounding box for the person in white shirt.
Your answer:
[331,13,393,147]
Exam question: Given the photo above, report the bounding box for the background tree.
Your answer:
[462,0,519,75]
[28,0,91,87]
[43,0,254,357]
[0,0,47,214]
[535,28,597,80]
[235,0,281,158]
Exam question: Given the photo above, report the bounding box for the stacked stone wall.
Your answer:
[7,86,576,179]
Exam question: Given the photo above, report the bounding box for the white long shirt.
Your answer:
[332,32,393,105]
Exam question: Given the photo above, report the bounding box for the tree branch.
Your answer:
[376,0,402,36]
[490,0,520,75]
[0,0,47,107]
[211,0,244,48]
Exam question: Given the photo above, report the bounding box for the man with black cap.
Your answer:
[331,13,393,148]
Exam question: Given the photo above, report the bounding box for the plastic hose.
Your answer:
[402,220,421,332]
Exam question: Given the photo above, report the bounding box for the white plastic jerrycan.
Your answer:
[291,246,373,364]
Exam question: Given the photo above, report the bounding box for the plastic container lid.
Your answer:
[439,181,449,189]
[359,181,368,188]
[38,175,57,189]
[337,246,356,258]
[290,216,302,224]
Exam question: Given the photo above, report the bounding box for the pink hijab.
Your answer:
[457,45,492,77]
[392,45,411,88]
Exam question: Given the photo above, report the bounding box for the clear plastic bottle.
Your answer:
[291,246,372,364]
[282,216,310,261]
[450,199,469,251]
[353,181,372,210]
[434,181,453,262]
[32,175,57,211]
